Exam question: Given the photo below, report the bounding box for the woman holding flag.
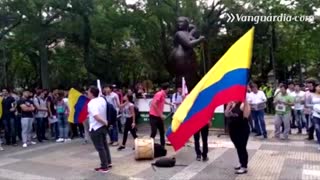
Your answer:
[225,101,251,174]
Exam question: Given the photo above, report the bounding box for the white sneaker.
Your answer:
[30,141,37,145]
[56,138,64,143]
[0,146,4,151]
[64,138,72,142]
[22,143,27,148]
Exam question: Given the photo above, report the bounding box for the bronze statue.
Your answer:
[169,17,205,91]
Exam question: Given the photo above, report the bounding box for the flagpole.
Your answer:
[97,79,102,96]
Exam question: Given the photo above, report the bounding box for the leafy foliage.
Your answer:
[0,0,319,89]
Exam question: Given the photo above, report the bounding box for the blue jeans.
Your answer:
[294,110,305,132]
[51,122,59,140]
[108,122,118,142]
[58,114,69,139]
[251,110,267,136]
[313,117,320,144]
[3,116,16,145]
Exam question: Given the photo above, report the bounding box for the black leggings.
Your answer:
[122,117,138,146]
[229,119,250,168]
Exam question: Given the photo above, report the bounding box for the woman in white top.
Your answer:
[311,84,320,150]
[118,94,138,151]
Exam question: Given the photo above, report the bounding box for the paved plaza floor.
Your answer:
[0,116,319,180]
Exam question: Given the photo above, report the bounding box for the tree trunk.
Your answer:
[82,15,92,75]
[39,37,49,89]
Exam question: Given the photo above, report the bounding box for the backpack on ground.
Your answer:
[154,143,167,158]
[151,157,187,171]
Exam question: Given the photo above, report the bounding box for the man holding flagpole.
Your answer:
[149,83,173,148]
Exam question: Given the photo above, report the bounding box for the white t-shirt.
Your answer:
[312,94,320,118]
[171,92,183,112]
[88,97,107,131]
[34,97,47,118]
[246,92,252,102]
[106,92,120,111]
[292,91,305,110]
[287,89,295,95]
[249,91,267,105]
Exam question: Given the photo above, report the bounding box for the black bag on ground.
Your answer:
[151,157,187,171]
[152,157,176,168]
[154,143,167,158]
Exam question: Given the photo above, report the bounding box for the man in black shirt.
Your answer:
[18,90,36,148]
[1,89,17,145]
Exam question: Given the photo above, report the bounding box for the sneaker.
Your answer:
[203,157,209,162]
[235,167,248,174]
[0,146,4,151]
[263,135,268,139]
[22,143,27,148]
[234,166,241,170]
[112,142,119,146]
[95,167,110,173]
[64,138,72,142]
[117,146,125,151]
[30,141,37,145]
[56,138,64,143]
[196,155,201,161]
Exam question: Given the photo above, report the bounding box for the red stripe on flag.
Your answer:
[167,85,246,151]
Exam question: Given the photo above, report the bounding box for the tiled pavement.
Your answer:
[0,116,320,180]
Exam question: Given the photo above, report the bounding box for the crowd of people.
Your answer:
[2,78,320,175]
[246,79,320,144]
[0,84,143,151]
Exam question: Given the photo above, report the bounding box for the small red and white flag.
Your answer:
[182,77,188,98]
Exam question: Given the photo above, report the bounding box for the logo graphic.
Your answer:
[225,13,314,24]
[226,13,235,23]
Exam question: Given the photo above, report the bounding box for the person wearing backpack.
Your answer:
[33,90,48,143]
[117,94,138,151]
[56,91,70,143]
[103,85,120,146]
[171,86,183,113]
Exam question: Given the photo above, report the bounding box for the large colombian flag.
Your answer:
[68,88,89,124]
[167,27,254,151]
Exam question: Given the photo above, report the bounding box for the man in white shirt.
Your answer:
[246,85,254,132]
[88,86,112,173]
[171,87,183,112]
[292,84,305,134]
[249,83,267,138]
[287,81,297,129]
